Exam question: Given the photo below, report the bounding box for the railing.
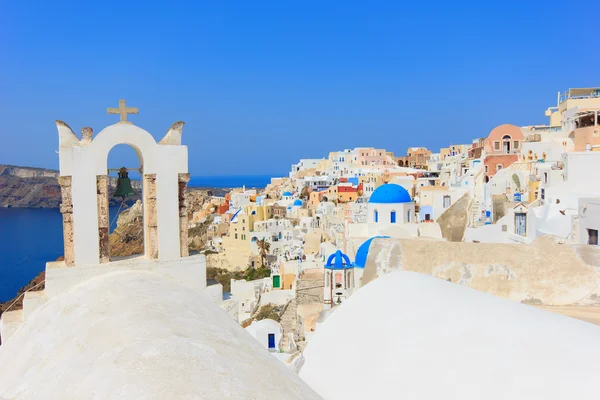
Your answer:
[528,126,562,133]
[488,150,520,155]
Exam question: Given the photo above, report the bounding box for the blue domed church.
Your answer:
[367,183,415,225]
[323,250,355,308]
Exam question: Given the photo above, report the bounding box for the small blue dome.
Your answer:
[354,236,389,269]
[368,184,411,203]
[282,191,292,197]
[325,250,353,270]
[293,199,303,207]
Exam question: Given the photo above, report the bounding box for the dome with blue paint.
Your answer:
[354,236,389,269]
[282,191,292,197]
[293,199,303,207]
[368,184,411,204]
[325,250,353,270]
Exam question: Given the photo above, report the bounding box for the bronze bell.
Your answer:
[113,167,135,200]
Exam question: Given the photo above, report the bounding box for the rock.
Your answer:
[0,165,142,208]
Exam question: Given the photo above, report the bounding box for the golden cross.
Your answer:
[107,99,138,123]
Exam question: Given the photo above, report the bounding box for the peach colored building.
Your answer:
[337,185,358,203]
[398,147,431,169]
[309,190,326,207]
[569,110,600,151]
[484,124,524,179]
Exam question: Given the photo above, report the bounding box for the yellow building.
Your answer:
[546,87,600,127]
[272,260,297,290]
[440,144,471,159]
[528,179,539,203]
[228,204,273,243]
[220,204,274,269]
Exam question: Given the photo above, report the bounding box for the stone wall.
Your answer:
[296,278,324,305]
[492,194,510,223]
[361,236,600,306]
[436,193,468,242]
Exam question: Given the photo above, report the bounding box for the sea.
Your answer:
[0,175,275,302]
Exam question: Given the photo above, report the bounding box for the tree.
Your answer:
[512,174,522,193]
[256,238,271,268]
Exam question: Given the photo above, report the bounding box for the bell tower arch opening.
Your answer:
[98,143,146,261]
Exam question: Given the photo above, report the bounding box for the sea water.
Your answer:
[0,175,273,302]
[0,205,133,302]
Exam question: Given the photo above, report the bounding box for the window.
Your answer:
[497,164,503,171]
[494,141,500,151]
[541,188,545,200]
[407,210,411,222]
[235,234,238,239]
[391,211,397,223]
[544,173,548,183]
[515,212,527,236]
[443,195,451,208]
[513,141,519,150]
[588,229,599,245]
[485,165,488,173]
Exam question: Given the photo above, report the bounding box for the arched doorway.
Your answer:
[502,135,512,154]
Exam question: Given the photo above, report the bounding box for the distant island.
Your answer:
[0,165,233,208]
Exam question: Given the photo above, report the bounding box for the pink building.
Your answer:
[354,147,395,168]
[484,124,524,179]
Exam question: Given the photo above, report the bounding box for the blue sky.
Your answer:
[0,1,598,176]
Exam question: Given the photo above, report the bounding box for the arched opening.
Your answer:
[502,135,512,154]
[103,144,146,261]
[374,209,379,223]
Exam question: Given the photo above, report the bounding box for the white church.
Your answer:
[0,101,321,399]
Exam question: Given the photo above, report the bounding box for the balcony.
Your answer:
[488,149,520,156]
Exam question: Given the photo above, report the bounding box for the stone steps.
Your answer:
[279,299,297,352]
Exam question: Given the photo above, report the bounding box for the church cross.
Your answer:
[107,99,138,123]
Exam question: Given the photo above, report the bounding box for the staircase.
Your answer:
[468,200,482,227]
[279,299,298,352]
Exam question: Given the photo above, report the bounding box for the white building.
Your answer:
[300,270,600,400]
[245,319,284,352]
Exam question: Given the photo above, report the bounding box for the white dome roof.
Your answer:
[300,271,600,400]
[0,271,321,400]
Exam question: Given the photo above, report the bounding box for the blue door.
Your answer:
[391,211,396,223]
[268,333,276,349]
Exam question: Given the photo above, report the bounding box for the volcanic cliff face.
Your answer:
[0,165,141,208]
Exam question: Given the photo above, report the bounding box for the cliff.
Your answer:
[0,165,141,208]
[109,189,218,258]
